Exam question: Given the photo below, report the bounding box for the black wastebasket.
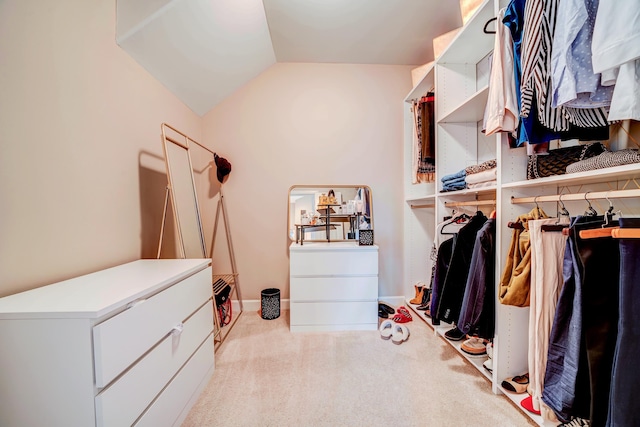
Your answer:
[261,288,280,320]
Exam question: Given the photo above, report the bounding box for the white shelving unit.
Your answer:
[402,0,640,425]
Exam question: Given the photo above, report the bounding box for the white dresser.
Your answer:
[0,259,214,427]
[289,242,379,332]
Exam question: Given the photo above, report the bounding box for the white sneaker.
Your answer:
[379,319,394,340]
[391,324,410,344]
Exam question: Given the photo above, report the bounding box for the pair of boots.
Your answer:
[410,283,432,315]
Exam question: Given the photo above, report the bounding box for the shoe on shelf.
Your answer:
[483,359,493,373]
[460,337,488,356]
[379,319,394,340]
[501,373,529,394]
[520,395,541,415]
[558,418,590,426]
[409,283,425,305]
[444,327,466,341]
[486,341,493,359]
[391,323,410,344]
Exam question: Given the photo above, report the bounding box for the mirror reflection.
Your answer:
[288,185,372,243]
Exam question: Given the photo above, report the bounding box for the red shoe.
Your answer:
[520,395,541,415]
[392,312,411,323]
[397,306,413,321]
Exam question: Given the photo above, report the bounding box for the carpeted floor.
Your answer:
[183,310,536,427]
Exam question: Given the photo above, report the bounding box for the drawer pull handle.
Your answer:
[171,323,184,336]
[126,298,146,309]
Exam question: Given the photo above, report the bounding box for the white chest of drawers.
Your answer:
[0,259,214,427]
[289,242,379,332]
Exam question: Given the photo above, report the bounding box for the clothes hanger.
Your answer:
[583,192,598,217]
[441,211,470,235]
[579,192,621,239]
[541,194,570,232]
[483,17,497,34]
[508,196,539,230]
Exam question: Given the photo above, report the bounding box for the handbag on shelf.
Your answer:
[526,142,606,180]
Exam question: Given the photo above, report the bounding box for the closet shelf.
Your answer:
[404,63,435,103]
[498,386,550,427]
[436,0,494,64]
[406,302,492,382]
[406,194,436,207]
[502,163,640,189]
[438,186,497,197]
[438,85,489,123]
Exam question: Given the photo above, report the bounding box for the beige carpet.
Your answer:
[183,311,536,427]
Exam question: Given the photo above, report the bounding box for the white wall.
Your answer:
[0,0,201,296]
[202,62,413,300]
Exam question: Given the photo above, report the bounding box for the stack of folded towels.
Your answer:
[465,159,497,189]
[440,169,467,192]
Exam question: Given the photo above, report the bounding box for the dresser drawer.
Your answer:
[95,301,213,427]
[290,276,377,302]
[290,301,377,326]
[290,249,378,276]
[93,267,211,388]
[134,337,215,427]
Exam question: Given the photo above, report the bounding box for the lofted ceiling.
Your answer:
[116,0,463,116]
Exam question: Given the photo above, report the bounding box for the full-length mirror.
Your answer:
[160,124,207,258]
[288,185,373,242]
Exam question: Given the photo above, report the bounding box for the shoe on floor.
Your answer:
[391,323,410,344]
[502,373,529,394]
[444,327,466,341]
[379,319,394,340]
[379,302,395,315]
[520,395,541,415]
[461,337,487,356]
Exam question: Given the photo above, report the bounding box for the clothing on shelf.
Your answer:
[566,149,640,174]
[465,159,497,175]
[412,93,436,183]
[465,167,497,185]
[467,180,497,189]
[441,169,468,192]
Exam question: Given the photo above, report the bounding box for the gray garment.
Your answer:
[566,149,640,173]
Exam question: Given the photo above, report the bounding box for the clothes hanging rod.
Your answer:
[410,204,435,209]
[444,200,496,208]
[511,188,640,204]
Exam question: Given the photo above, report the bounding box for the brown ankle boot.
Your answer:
[409,284,425,304]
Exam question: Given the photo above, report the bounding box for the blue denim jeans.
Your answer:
[543,216,620,426]
[606,217,640,427]
[542,216,591,423]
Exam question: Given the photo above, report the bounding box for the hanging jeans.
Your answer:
[606,217,640,427]
[543,216,620,426]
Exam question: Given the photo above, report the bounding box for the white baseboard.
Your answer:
[231,296,406,313]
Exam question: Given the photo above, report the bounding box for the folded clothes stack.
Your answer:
[441,169,467,192]
[566,149,640,174]
[465,166,497,189]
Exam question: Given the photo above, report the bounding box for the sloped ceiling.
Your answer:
[116,0,462,116]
